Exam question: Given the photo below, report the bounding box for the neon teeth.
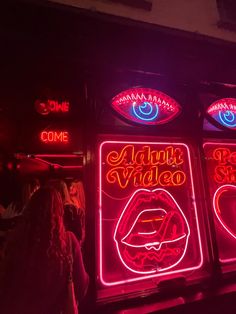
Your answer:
[114,188,190,274]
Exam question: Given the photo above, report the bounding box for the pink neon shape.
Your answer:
[203,142,236,264]
[111,87,181,125]
[213,184,236,240]
[98,140,204,286]
[114,188,190,274]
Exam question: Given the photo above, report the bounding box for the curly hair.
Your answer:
[24,186,68,261]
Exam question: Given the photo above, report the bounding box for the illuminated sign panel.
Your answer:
[207,98,236,130]
[203,142,236,263]
[111,88,181,125]
[35,99,70,115]
[98,140,203,286]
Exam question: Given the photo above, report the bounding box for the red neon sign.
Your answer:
[111,88,181,125]
[106,145,186,188]
[40,131,69,143]
[98,140,203,286]
[35,99,70,115]
[207,98,236,130]
[213,185,236,240]
[114,188,190,274]
[204,142,236,264]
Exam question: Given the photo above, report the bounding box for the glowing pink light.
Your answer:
[114,189,190,274]
[98,140,204,286]
[111,87,181,125]
[213,184,236,240]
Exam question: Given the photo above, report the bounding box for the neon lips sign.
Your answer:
[111,88,181,125]
[114,188,190,274]
[99,141,203,286]
[207,98,236,130]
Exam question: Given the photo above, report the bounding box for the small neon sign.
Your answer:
[207,98,236,130]
[40,131,69,143]
[35,99,70,115]
[213,184,236,240]
[111,88,181,125]
[203,142,236,264]
[98,140,203,286]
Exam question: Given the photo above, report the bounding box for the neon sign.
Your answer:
[207,98,236,130]
[114,188,190,274]
[111,88,181,125]
[211,147,236,184]
[98,140,203,286]
[203,142,236,264]
[106,145,186,188]
[35,99,70,115]
[40,131,69,143]
[213,185,236,240]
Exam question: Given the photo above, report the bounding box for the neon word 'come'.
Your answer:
[105,145,186,188]
[40,131,69,143]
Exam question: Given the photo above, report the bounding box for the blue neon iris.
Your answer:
[219,110,236,128]
[132,102,159,121]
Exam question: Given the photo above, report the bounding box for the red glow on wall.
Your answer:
[40,131,69,143]
[35,99,70,115]
[111,88,181,125]
[98,140,203,286]
[203,142,236,264]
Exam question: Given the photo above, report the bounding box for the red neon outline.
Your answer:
[99,140,203,286]
[114,188,190,274]
[213,184,236,239]
[203,142,236,264]
[111,88,181,125]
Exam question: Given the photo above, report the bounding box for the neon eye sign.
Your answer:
[207,98,236,130]
[98,140,203,286]
[106,145,186,188]
[35,99,70,115]
[111,88,181,125]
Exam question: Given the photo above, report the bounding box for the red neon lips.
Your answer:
[213,184,236,239]
[114,188,190,274]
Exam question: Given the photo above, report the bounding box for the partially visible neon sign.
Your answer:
[98,140,203,286]
[207,98,236,130]
[40,131,69,143]
[203,142,236,264]
[35,99,70,115]
[111,88,181,125]
[106,145,186,188]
